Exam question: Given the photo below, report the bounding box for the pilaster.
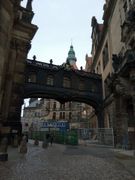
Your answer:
[0,0,38,135]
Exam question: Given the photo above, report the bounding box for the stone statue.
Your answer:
[19,136,27,154]
[0,137,8,161]
[114,77,129,97]
[112,54,123,72]
[91,16,97,27]
[26,0,33,11]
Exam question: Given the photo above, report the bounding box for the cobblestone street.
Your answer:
[0,142,135,180]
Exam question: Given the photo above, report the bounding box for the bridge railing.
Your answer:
[26,59,102,79]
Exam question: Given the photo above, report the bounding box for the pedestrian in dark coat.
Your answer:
[50,133,54,146]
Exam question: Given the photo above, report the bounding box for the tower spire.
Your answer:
[71,38,73,46]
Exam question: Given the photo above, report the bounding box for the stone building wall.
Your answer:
[0,0,38,135]
[0,0,15,118]
[89,0,135,148]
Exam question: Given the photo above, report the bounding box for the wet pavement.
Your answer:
[0,141,135,180]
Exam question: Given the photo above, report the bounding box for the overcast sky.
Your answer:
[21,0,105,69]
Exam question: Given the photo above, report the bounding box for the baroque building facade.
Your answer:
[22,98,88,132]
[86,0,135,148]
[0,0,38,135]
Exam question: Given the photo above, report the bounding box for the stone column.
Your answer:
[0,0,38,144]
[96,105,104,128]
[132,96,135,118]
[2,39,29,135]
[0,0,14,120]
[131,96,135,149]
[0,137,8,161]
[114,96,129,148]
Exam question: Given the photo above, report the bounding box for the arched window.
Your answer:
[63,77,71,88]
[47,75,54,86]
[79,81,85,90]
[91,83,96,93]
[28,73,36,83]
[103,42,109,69]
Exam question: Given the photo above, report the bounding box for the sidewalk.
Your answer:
[79,139,135,177]
[79,139,135,157]
[113,149,135,177]
[113,148,135,157]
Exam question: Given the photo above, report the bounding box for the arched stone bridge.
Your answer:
[24,59,104,127]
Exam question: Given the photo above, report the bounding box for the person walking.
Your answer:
[46,133,50,146]
[50,133,54,146]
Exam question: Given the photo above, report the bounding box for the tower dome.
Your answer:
[66,45,77,65]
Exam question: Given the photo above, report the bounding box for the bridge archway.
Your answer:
[23,59,104,127]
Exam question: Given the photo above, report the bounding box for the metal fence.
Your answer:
[29,130,78,145]
[78,128,114,147]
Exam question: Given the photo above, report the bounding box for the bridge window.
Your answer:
[28,74,36,83]
[63,77,71,88]
[79,81,85,90]
[47,75,54,86]
[91,84,97,93]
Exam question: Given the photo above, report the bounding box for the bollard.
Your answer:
[42,140,48,148]
[34,139,39,146]
[12,134,19,147]
[0,137,8,161]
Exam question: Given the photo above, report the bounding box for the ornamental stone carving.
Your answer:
[112,54,123,72]
[114,77,130,97]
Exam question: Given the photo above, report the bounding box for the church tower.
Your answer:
[66,45,78,69]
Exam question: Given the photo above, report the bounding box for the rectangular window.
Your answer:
[103,42,109,69]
